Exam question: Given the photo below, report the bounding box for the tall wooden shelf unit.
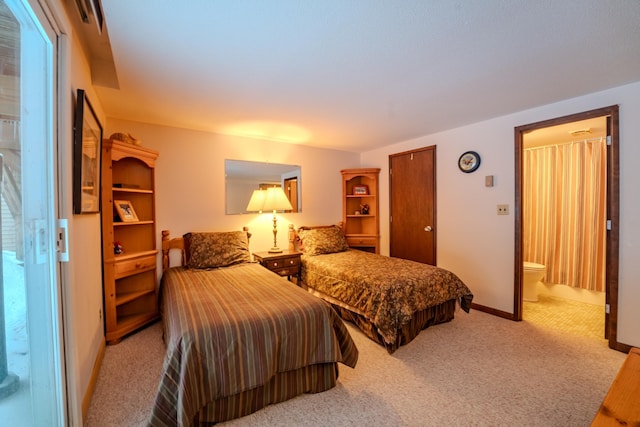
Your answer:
[341,168,381,253]
[101,139,159,344]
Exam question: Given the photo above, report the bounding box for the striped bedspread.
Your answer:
[149,262,358,426]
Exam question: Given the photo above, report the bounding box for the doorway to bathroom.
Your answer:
[514,105,621,350]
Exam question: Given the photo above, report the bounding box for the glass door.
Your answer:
[0,0,65,425]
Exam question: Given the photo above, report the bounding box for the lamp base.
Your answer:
[268,247,283,253]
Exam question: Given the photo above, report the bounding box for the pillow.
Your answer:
[183,231,251,269]
[297,225,349,255]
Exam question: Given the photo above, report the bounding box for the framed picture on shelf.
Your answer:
[114,200,139,222]
[353,185,369,195]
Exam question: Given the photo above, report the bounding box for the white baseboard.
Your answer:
[538,283,605,306]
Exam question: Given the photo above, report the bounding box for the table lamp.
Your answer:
[246,187,293,253]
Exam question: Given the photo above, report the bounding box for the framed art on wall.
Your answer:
[73,89,103,214]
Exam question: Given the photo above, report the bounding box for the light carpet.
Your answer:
[85,308,625,426]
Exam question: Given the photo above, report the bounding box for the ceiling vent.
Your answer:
[74,0,103,34]
[568,128,592,137]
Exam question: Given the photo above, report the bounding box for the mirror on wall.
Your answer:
[225,159,301,215]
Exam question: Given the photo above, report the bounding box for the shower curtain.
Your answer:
[523,138,606,292]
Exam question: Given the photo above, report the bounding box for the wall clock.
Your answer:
[458,151,481,173]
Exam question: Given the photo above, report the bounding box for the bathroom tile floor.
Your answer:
[523,294,606,342]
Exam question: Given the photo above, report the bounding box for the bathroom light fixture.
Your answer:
[246,187,293,253]
[569,128,592,137]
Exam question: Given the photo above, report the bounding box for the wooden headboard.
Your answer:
[161,227,251,271]
[287,224,296,252]
[161,230,186,271]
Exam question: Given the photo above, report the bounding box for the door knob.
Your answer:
[424,226,432,232]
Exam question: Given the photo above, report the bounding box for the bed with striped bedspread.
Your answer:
[149,262,358,426]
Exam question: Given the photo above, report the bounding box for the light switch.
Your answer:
[485,175,494,187]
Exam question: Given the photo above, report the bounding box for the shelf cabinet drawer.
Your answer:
[265,257,299,277]
[253,251,302,283]
[114,255,156,279]
[347,236,378,247]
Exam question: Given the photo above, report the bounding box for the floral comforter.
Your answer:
[301,249,473,345]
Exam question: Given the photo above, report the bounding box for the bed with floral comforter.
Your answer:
[296,225,473,353]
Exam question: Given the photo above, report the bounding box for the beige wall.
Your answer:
[63,27,107,427]
[105,119,360,263]
[361,81,640,348]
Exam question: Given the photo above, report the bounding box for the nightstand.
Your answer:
[253,250,302,284]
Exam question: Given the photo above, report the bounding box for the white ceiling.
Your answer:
[92,1,640,153]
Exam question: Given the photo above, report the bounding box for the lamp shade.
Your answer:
[246,189,266,212]
[262,187,293,212]
[246,186,292,253]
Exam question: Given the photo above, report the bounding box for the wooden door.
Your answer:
[389,146,436,265]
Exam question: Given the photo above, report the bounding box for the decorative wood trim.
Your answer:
[82,338,106,423]
[471,303,516,320]
[109,140,158,167]
[605,108,621,350]
[514,105,624,351]
[514,128,524,321]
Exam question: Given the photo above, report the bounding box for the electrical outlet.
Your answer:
[497,204,509,215]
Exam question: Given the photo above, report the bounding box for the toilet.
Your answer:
[523,261,546,302]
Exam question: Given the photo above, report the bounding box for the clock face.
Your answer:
[458,151,481,173]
